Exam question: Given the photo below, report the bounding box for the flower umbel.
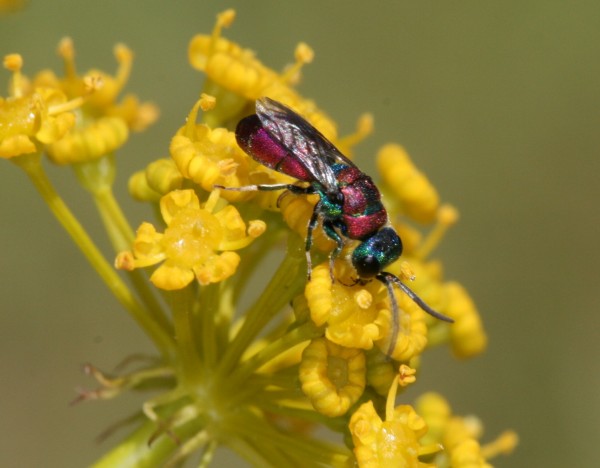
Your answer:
[2,9,515,467]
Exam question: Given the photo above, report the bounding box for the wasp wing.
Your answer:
[255,97,356,192]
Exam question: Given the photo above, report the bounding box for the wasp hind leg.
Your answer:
[322,220,344,283]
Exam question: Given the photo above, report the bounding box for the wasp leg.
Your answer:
[303,199,323,281]
[214,183,293,192]
[322,221,344,283]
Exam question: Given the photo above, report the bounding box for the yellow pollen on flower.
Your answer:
[83,74,104,94]
[247,220,266,238]
[354,289,373,309]
[114,250,135,271]
[299,338,366,417]
[199,93,216,111]
[398,364,417,387]
[218,158,238,177]
[295,42,314,64]
[399,261,416,281]
[3,53,22,72]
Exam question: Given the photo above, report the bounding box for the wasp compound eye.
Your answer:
[352,227,402,278]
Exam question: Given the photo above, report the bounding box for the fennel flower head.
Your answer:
[1,9,517,467]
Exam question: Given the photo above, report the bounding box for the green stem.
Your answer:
[170,287,204,386]
[213,235,305,384]
[91,418,179,468]
[227,408,346,467]
[197,283,220,370]
[227,320,320,393]
[74,156,172,334]
[14,153,175,360]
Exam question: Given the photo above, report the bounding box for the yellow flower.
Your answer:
[299,337,366,417]
[349,372,431,468]
[188,10,339,142]
[42,38,158,164]
[377,144,440,224]
[305,262,428,362]
[416,392,518,467]
[0,55,76,158]
[443,281,488,358]
[116,189,265,290]
[128,158,184,202]
[169,97,256,202]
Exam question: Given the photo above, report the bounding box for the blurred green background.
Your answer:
[1,1,598,466]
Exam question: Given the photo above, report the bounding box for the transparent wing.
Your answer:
[256,97,356,192]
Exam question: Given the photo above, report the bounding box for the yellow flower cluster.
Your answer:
[2,9,515,467]
[0,38,158,164]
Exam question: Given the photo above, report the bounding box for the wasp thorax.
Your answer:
[351,227,403,278]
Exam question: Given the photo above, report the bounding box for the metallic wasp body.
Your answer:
[217,98,453,355]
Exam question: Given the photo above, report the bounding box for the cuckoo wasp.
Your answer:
[216,98,453,356]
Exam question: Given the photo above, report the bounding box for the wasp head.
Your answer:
[351,227,402,279]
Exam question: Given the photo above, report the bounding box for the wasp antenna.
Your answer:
[380,272,454,323]
[380,275,400,358]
